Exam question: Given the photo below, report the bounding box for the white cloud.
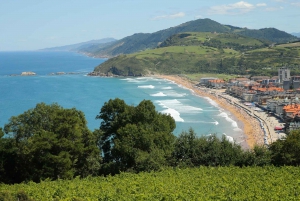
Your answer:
[256,3,267,7]
[152,12,185,20]
[265,6,284,11]
[208,1,265,15]
[291,2,300,7]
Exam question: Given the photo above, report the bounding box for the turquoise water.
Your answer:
[0,51,244,141]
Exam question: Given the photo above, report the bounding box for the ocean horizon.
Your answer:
[0,51,244,141]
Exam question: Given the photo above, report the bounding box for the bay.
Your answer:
[0,51,244,140]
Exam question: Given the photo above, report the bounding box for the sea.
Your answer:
[0,51,244,142]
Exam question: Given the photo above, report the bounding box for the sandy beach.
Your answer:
[157,75,267,148]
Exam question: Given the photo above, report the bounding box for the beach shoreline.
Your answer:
[156,74,265,149]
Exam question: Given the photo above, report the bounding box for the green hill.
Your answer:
[82,18,297,58]
[93,32,300,76]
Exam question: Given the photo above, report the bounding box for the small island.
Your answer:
[21,71,36,76]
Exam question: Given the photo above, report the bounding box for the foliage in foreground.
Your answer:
[1,166,300,200]
[0,103,101,183]
[95,98,176,174]
[2,100,300,185]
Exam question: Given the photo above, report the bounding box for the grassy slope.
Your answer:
[244,42,300,74]
[94,33,300,77]
[1,166,300,200]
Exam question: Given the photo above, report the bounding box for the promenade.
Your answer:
[216,92,286,145]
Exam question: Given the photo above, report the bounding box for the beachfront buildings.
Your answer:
[201,68,300,130]
[199,77,218,85]
[223,67,300,131]
[208,79,225,88]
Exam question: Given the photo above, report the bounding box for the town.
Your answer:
[200,67,300,135]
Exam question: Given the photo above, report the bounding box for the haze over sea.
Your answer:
[0,51,243,140]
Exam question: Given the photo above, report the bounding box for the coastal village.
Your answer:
[195,67,300,146]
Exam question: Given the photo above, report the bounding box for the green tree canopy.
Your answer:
[2,103,101,183]
[96,98,176,174]
[269,130,300,166]
[172,129,245,167]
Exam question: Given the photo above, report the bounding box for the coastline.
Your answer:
[157,74,265,148]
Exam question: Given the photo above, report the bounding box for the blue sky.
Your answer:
[1,0,299,51]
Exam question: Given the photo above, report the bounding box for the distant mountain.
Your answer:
[234,28,298,44]
[291,32,300,37]
[40,38,117,52]
[80,18,298,58]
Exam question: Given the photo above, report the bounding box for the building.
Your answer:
[199,77,218,85]
[207,79,225,88]
[251,76,270,81]
[261,79,279,85]
[278,67,290,83]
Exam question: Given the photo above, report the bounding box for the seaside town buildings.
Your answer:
[201,67,300,132]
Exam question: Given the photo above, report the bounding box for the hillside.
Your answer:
[41,38,116,51]
[82,18,297,57]
[93,32,300,76]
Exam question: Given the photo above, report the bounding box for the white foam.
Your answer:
[164,91,187,97]
[121,78,146,83]
[138,85,155,89]
[218,112,239,128]
[121,78,134,81]
[156,99,202,113]
[161,108,184,122]
[203,97,219,108]
[187,120,218,125]
[223,133,234,143]
[234,128,243,132]
[136,77,148,80]
[203,120,219,125]
[150,92,167,97]
[162,86,172,90]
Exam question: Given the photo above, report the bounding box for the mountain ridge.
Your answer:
[40,38,117,52]
[81,18,297,58]
[291,32,300,37]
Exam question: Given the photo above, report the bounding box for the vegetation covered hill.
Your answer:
[93,32,300,76]
[1,166,300,200]
[40,38,116,52]
[81,18,297,57]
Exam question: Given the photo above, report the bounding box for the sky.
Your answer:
[0,0,299,51]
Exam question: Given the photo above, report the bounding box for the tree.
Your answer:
[3,103,101,183]
[96,99,176,174]
[237,145,271,167]
[172,129,244,167]
[269,130,300,166]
